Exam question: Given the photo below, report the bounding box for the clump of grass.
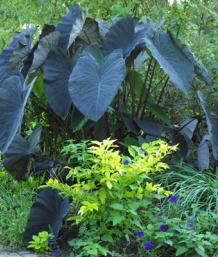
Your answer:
[0,168,44,248]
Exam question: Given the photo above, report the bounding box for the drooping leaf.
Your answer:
[0,74,35,153]
[172,35,211,86]
[180,119,198,140]
[30,31,60,72]
[96,19,110,37]
[3,125,42,179]
[44,48,73,119]
[23,188,69,245]
[68,46,126,121]
[56,4,85,50]
[134,51,148,70]
[0,28,35,79]
[198,91,218,160]
[103,17,154,58]
[135,117,164,136]
[121,114,139,135]
[198,135,210,171]
[143,30,194,92]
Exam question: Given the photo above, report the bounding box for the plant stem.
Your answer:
[140,60,157,119]
[157,76,169,104]
[136,57,153,117]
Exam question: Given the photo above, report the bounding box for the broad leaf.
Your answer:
[0,74,34,153]
[198,135,210,171]
[103,17,154,58]
[23,188,69,245]
[121,114,139,135]
[56,4,85,50]
[30,31,60,72]
[135,117,164,136]
[96,19,110,37]
[68,47,126,121]
[143,30,194,92]
[3,125,42,179]
[44,48,73,119]
[0,28,35,79]
[180,119,198,140]
[198,91,218,160]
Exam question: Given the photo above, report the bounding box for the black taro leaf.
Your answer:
[171,35,211,86]
[121,114,139,135]
[171,132,193,159]
[96,19,110,37]
[56,4,85,50]
[23,188,70,245]
[68,46,126,122]
[198,91,218,160]
[0,74,34,153]
[0,28,35,79]
[30,31,60,72]
[143,30,194,93]
[44,48,73,119]
[103,17,154,58]
[134,117,164,137]
[180,119,198,140]
[198,135,210,171]
[3,125,42,180]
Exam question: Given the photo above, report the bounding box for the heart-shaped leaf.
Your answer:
[68,46,126,121]
[3,125,42,179]
[44,48,73,119]
[143,30,194,92]
[56,4,85,50]
[23,188,69,245]
[103,17,154,58]
[0,74,35,153]
[180,119,198,140]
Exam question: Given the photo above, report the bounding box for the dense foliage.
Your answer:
[0,1,217,257]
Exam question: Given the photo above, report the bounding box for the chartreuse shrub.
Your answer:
[46,139,175,256]
[27,231,51,253]
[46,139,218,257]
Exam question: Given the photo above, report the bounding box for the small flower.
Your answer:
[123,160,130,166]
[160,225,169,232]
[169,195,178,203]
[107,254,115,257]
[144,241,155,250]
[137,230,144,238]
[51,250,59,257]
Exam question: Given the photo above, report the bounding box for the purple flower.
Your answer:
[123,160,130,166]
[107,254,115,257]
[137,230,144,238]
[144,241,155,250]
[51,250,59,257]
[169,195,178,203]
[160,225,169,232]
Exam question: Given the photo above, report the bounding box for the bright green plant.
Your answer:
[46,139,176,256]
[28,231,52,253]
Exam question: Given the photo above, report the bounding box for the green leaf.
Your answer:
[110,203,124,210]
[101,234,114,243]
[195,246,209,257]
[112,215,125,225]
[176,246,188,256]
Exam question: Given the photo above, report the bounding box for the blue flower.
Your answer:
[107,254,115,257]
[160,225,169,232]
[51,250,59,257]
[144,241,155,250]
[169,195,178,203]
[123,160,130,166]
[137,230,144,238]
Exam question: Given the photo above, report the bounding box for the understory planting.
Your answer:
[0,1,217,257]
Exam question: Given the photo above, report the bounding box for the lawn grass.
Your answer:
[0,169,44,249]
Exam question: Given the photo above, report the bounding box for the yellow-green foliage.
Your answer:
[28,231,50,253]
[46,139,176,223]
